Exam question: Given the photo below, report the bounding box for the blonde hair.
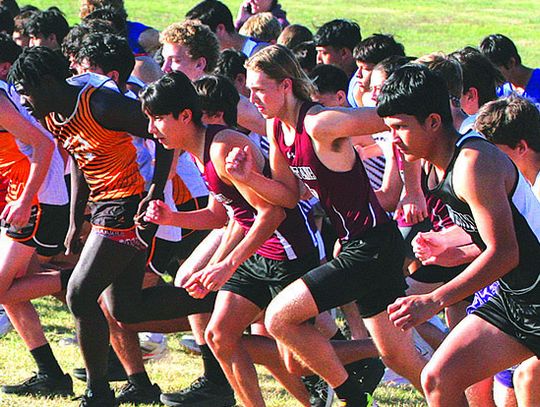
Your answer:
[160,20,220,73]
[239,12,281,44]
[245,44,314,101]
[79,0,123,18]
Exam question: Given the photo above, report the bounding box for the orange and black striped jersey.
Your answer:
[0,130,33,204]
[45,85,145,202]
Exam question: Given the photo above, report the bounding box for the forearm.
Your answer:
[247,171,300,208]
[150,141,174,198]
[431,247,517,308]
[209,220,244,265]
[18,141,54,205]
[375,148,402,211]
[224,208,284,268]
[167,207,227,230]
[69,161,90,229]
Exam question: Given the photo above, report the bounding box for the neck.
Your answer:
[451,107,468,131]
[49,83,82,118]
[428,128,460,175]
[221,32,245,52]
[276,96,303,130]
[185,123,207,164]
[520,153,540,186]
[511,65,534,89]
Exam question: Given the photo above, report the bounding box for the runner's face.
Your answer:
[14,81,47,118]
[355,61,375,94]
[249,0,273,13]
[384,114,431,162]
[316,45,343,66]
[146,112,183,150]
[369,69,387,105]
[246,69,286,119]
[161,43,203,81]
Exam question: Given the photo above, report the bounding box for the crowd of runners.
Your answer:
[0,0,539,406]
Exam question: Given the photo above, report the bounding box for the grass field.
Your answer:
[0,297,427,406]
[28,0,540,64]
[1,0,537,405]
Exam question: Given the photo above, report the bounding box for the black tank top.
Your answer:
[428,132,540,303]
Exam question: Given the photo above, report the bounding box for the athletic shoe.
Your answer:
[178,334,201,355]
[73,352,127,382]
[76,388,118,406]
[59,334,78,347]
[337,393,375,407]
[1,372,73,396]
[116,382,162,405]
[160,376,235,407]
[139,332,168,360]
[0,306,12,337]
[302,375,334,407]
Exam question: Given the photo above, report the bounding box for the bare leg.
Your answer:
[514,356,540,407]
[206,291,265,407]
[421,315,533,407]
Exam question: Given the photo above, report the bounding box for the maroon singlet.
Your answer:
[202,124,317,261]
[274,102,389,241]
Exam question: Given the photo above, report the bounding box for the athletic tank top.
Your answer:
[274,101,389,241]
[202,124,317,261]
[44,80,145,202]
[428,132,540,302]
[0,82,68,205]
[241,37,269,58]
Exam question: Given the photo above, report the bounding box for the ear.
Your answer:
[46,33,58,46]
[336,90,347,105]
[180,108,193,124]
[195,56,207,72]
[107,70,120,83]
[281,77,293,93]
[215,23,227,37]
[426,112,443,131]
[507,56,518,70]
[515,139,529,156]
[340,47,353,60]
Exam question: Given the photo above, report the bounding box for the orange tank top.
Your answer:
[45,86,145,201]
[0,131,33,203]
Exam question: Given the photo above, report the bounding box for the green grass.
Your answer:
[0,297,426,406]
[2,1,534,404]
[29,0,540,64]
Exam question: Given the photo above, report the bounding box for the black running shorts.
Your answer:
[222,250,320,309]
[2,203,69,256]
[302,221,407,318]
[473,289,540,358]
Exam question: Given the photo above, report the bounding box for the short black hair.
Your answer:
[140,71,203,126]
[0,31,21,63]
[377,64,453,126]
[8,45,71,88]
[476,95,540,152]
[83,5,127,37]
[373,55,413,79]
[214,48,246,81]
[450,46,504,106]
[0,5,14,34]
[194,74,239,127]
[186,0,235,34]
[62,19,116,59]
[353,33,405,64]
[313,19,361,52]
[309,64,349,94]
[76,33,134,83]
[25,7,70,44]
[0,0,20,18]
[479,34,521,68]
[292,40,316,73]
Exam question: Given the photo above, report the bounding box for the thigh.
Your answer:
[68,230,140,297]
[208,290,263,338]
[0,232,36,293]
[266,278,320,324]
[427,315,533,387]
